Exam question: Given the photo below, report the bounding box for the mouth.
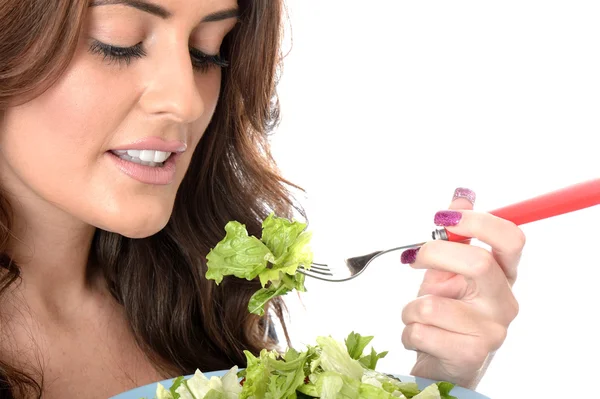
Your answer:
[107,149,182,185]
[110,149,173,167]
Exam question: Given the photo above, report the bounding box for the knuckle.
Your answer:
[401,304,413,326]
[506,294,520,320]
[418,241,434,258]
[470,250,495,277]
[402,323,426,351]
[488,324,508,350]
[401,326,411,349]
[463,342,490,366]
[506,223,527,253]
[418,295,438,320]
[409,323,427,347]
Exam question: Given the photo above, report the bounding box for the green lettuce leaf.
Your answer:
[155,383,175,399]
[256,214,313,287]
[436,382,458,399]
[412,383,442,399]
[344,332,388,370]
[162,376,184,399]
[205,221,273,284]
[358,382,400,399]
[358,347,389,371]
[315,371,360,399]
[206,213,313,316]
[240,347,312,399]
[316,336,363,381]
[248,283,289,316]
[345,332,374,360]
[174,367,241,399]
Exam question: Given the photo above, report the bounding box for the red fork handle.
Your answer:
[442,178,600,243]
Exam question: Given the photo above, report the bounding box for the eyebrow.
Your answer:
[90,0,240,22]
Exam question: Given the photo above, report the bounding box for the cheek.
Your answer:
[197,69,222,112]
[188,69,222,147]
[0,47,143,230]
[1,52,136,175]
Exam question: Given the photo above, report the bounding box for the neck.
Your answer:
[1,187,97,315]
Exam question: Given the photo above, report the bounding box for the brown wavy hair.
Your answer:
[0,0,299,397]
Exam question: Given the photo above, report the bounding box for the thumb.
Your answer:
[448,187,476,211]
[445,187,476,245]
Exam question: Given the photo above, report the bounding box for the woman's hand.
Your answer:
[400,188,524,390]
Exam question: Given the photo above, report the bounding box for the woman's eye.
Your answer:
[89,40,146,66]
[89,40,229,73]
[189,47,229,73]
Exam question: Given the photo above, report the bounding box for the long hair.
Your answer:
[0,0,300,397]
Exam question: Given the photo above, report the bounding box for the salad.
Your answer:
[152,215,458,398]
[149,332,458,399]
[205,213,313,316]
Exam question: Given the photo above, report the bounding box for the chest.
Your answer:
[41,327,165,398]
[3,304,170,398]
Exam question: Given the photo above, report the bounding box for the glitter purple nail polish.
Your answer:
[400,247,420,264]
[434,210,463,226]
[452,187,476,205]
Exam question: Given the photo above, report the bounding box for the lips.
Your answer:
[110,137,188,153]
[111,149,172,167]
[107,137,187,185]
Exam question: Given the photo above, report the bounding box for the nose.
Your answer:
[139,46,205,123]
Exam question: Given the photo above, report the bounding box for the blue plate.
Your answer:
[110,370,490,399]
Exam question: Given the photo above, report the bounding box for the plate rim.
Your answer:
[110,369,491,399]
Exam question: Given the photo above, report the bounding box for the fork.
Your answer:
[298,178,600,282]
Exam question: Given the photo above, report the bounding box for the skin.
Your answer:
[0,0,237,397]
[401,194,524,389]
[0,0,524,396]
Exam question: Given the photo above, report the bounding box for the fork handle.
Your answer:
[438,178,600,243]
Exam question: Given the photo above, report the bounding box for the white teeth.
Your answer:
[112,149,172,167]
[153,151,169,163]
[139,150,154,162]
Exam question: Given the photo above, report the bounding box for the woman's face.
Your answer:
[0,0,238,238]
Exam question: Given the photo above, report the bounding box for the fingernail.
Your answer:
[400,247,420,264]
[434,210,462,226]
[452,187,476,205]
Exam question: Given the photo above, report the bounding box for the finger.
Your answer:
[447,188,475,244]
[401,323,499,369]
[417,270,465,299]
[399,187,475,266]
[449,187,476,211]
[402,294,503,336]
[446,188,476,245]
[409,240,508,296]
[433,209,525,285]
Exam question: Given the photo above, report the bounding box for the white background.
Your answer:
[270,1,599,398]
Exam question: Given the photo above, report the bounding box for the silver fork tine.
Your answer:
[298,243,425,282]
[305,263,330,272]
[298,265,333,276]
[311,262,328,267]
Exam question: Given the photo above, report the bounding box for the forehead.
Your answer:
[155,0,238,14]
[89,0,239,20]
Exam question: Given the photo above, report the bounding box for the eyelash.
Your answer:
[88,40,229,72]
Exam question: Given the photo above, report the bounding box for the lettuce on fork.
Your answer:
[205,213,313,316]
[150,332,458,399]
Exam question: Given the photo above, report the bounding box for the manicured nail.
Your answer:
[452,187,476,205]
[434,210,462,226]
[400,247,420,264]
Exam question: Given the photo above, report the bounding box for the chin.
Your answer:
[112,220,170,239]
[92,202,174,239]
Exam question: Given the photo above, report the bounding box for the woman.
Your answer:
[0,0,524,397]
